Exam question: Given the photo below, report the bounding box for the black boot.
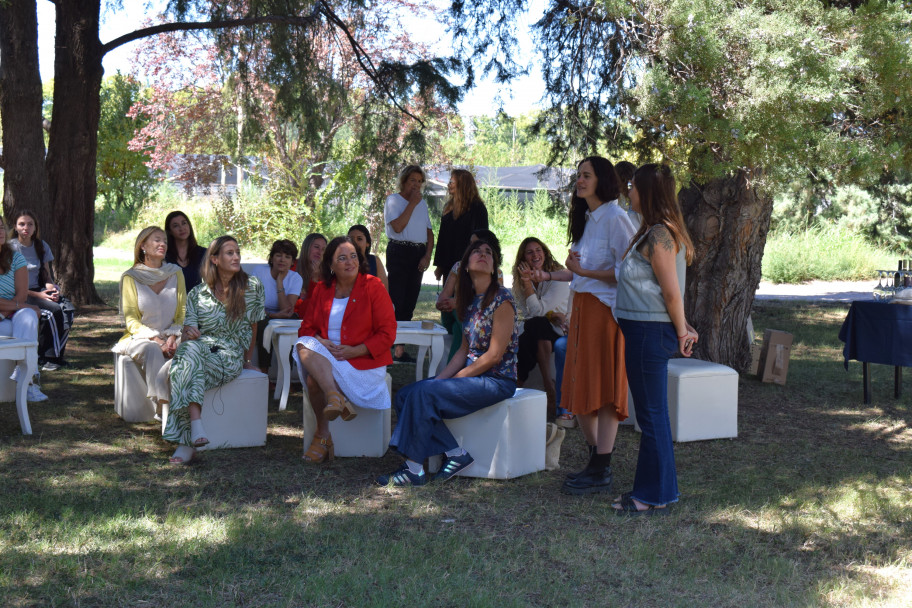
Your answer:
[565,444,597,481]
[562,450,613,495]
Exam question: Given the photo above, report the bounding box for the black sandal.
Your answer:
[612,492,669,517]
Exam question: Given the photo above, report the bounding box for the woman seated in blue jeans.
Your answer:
[378,237,519,487]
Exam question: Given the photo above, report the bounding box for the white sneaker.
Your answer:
[27,384,48,402]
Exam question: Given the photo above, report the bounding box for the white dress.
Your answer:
[291,296,389,410]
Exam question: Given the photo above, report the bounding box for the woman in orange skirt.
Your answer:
[534,156,636,494]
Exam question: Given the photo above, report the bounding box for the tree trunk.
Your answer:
[0,0,50,222]
[679,171,773,372]
[45,0,104,305]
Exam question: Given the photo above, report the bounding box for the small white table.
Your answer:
[395,321,448,382]
[0,338,39,435]
[263,319,302,411]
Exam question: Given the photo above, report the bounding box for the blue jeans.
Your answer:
[618,318,680,505]
[553,336,568,416]
[390,373,516,462]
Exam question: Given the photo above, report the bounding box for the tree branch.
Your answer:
[101,12,321,56]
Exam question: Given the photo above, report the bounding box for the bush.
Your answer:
[762,224,897,283]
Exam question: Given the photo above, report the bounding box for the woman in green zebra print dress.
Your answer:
[164,236,265,465]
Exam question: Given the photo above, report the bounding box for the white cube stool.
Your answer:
[161,368,269,450]
[0,359,18,403]
[325,374,393,457]
[114,354,158,423]
[667,358,738,442]
[440,387,547,479]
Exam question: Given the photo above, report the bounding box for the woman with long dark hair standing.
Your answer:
[613,164,697,515]
[533,156,636,495]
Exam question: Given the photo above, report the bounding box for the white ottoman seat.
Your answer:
[323,374,393,457]
[114,353,158,423]
[666,358,738,442]
[161,368,269,450]
[441,387,547,479]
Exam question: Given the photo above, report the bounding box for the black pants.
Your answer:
[387,241,426,322]
[29,291,75,361]
[517,316,560,382]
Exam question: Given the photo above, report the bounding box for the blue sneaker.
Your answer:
[434,452,474,482]
[375,463,428,487]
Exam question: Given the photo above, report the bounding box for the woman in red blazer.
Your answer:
[293,235,397,463]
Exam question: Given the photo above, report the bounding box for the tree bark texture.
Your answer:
[45,0,104,305]
[0,0,50,221]
[679,171,773,372]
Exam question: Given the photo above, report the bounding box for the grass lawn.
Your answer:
[0,285,909,607]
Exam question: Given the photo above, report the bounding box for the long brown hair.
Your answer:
[12,210,49,284]
[443,169,484,219]
[0,220,13,275]
[625,164,694,265]
[201,236,249,320]
[297,233,326,295]
[455,238,501,322]
[511,237,563,293]
[568,156,621,244]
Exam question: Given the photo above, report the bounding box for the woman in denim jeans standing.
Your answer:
[613,164,698,515]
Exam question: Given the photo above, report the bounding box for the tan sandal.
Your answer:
[303,434,334,463]
[323,390,357,422]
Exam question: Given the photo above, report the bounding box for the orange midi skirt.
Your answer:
[560,291,628,420]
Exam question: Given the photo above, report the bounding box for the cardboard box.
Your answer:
[758,329,793,385]
[749,343,763,376]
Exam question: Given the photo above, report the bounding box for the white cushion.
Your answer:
[325,374,392,457]
[667,359,738,442]
[114,354,158,423]
[441,387,546,479]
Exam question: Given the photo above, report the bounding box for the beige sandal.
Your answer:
[303,434,334,463]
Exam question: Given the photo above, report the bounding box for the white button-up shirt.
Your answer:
[569,200,637,309]
[384,193,432,243]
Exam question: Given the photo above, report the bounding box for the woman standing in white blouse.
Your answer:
[113,226,186,409]
[534,156,636,495]
[512,237,570,419]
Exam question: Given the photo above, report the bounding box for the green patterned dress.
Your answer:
[163,277,265,445]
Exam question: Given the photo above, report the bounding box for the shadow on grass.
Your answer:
[0,300,909,606]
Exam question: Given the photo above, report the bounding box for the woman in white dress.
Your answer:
[293,236,397,463]
[112,226,186,410]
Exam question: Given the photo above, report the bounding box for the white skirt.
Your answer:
[292,336,390,410]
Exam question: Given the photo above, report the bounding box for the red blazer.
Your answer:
[298,273,396,370]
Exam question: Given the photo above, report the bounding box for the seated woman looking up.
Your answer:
[380,237,518,487]
[164,236,265,465]
[164,211,207,291]
[512,237,570,420]
[347,224,388,290]
[293,236,397,463]
[112,227,186,413]
[250,239,303,372]
[10,210,74,371]
[0,220,46,402]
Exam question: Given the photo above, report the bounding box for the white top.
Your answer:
[569,200,637,309]
[249,264,304,314]
[384,193,432,243]
[516,277,571,335]
[327,296,349,343]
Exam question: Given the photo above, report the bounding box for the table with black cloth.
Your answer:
[838,300,912,403]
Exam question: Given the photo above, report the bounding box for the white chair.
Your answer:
[433,387,547,480]
[113,353,158,423]
[0,340,39,435]
[161,368,269,450]
[322,374,393,457]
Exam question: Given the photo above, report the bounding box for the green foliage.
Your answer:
[436,112,553,167]
[96,73,159,223]
[761,224,896,283]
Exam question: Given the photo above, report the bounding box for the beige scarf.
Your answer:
[118,263,182,319]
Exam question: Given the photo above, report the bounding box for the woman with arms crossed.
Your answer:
[613,164,697,515]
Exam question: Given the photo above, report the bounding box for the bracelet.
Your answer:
[547,271,552,281]
[678,333,688,339]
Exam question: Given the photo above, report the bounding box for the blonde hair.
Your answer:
[133,226,166,266]
[200,236,249,320]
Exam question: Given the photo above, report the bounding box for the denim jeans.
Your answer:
[390,373,516,462]
[553,336,568,417]
[617,318,680,505]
